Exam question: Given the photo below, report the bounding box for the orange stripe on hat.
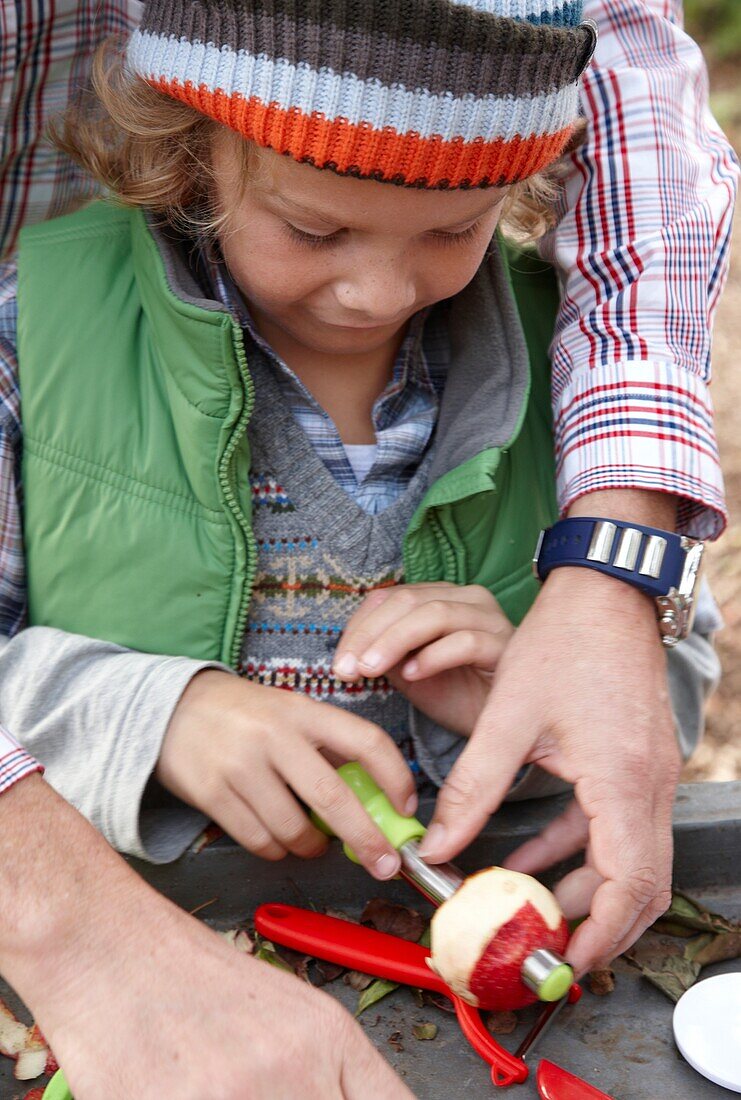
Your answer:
[150,76,575,188]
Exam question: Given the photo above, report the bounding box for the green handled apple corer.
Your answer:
[315,762,573,1004]
[42,1070,71,1099]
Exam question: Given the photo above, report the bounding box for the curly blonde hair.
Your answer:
[51,39,566,245]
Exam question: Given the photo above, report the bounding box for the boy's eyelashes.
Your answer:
[281,220,484,250]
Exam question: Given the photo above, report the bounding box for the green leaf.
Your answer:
[412,1023,438,1041]
[355,978,399,1017]
[254,938,294,974]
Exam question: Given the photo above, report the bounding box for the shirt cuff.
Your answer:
[0,726,44,795]
[553,360,726,540]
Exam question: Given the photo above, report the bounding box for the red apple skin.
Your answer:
[468,902,570,1011]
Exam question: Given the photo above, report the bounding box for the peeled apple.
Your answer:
[428,866,569,1011]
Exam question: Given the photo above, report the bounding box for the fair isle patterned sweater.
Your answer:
[240,352,436,763]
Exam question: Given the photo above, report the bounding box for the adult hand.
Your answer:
[418,492,681,975]
[159,671,417,879]
[0,778,414,1100]
[334,582,514,735]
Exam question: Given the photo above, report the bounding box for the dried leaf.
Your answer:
[635,954,701,1003]
[361,899,426,943]
[325,908,357,923]
[344,970,374,992]
[312,960,345,987]
[412,1023,438,1041]
[388,1030,405,1052]
[421,991,456,1014]
[21,1091,45,1100]
[356,979,398,1017]
[486,1011,518,1035]
[689,930,741,967]
[220,928,254,954]
[588,968,615,996]
[653,892,738,937]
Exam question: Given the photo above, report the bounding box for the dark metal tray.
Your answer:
[2,781,740,1099]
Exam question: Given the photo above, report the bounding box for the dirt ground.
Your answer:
[680,71,741,782]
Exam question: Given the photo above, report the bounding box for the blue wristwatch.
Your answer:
[533,517,705,647]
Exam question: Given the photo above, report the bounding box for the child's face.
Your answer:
[212,135,507,359]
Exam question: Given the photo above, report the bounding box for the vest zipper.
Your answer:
[219,320,258,669]
[427,509,459,582]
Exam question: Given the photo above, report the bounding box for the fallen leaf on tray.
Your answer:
[356,979,399,1017]
[653,891,739,938]
[486,1011,518,1035]
[361,899,426,942]
[325,908,357,923]
[220,928,254,954]
[627,953,701,1003]
[353,917,431,1017]
[312,960,345,987]
[388,1030,405,1052]
[421,991,456,1014]
[412,1022,438,1041]
[344,970,374,992]
[254,938,295,974]
[21,1090,45,1100]
[629,890,741,1003]
[588,968,615,996]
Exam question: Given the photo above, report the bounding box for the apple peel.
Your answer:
[429,866,569,1012]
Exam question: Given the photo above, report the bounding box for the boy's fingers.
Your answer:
[356,603,510,677]
[402,628,509,680]
[311,707,417,818]
[248,770,330,858]
[502,799,588,874]
[335,584,500,679]
[216,785,288,860]
[551,864,603,922]
[277,736,402,880]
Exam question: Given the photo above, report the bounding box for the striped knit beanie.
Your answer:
[128,1,596,190]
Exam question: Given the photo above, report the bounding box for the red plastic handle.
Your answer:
[255,903,448,993]
[254,903,528,1088]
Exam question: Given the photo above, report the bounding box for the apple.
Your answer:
[428,866,569,1011]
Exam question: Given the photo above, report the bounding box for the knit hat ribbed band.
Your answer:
[128,1,597,189]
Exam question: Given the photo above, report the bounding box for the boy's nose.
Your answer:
[334,267,417,324]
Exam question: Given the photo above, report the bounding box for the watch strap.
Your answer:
[534,517,686,598]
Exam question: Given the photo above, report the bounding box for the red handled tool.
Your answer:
[255,902,583,1089]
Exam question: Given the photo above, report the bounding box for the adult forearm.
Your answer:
[0,776,157,1010]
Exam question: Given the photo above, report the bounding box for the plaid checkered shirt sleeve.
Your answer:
[0,723,43,794]
[540,0,739,539]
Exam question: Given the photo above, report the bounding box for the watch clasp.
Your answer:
[657,538,705,647]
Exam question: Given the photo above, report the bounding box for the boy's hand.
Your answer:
[158,672,416,880]
[333,582,514,734]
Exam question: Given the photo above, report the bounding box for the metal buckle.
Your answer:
[656,538,705,648]
[532,529,546,581]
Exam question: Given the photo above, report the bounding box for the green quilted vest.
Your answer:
[17,202,558,666]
